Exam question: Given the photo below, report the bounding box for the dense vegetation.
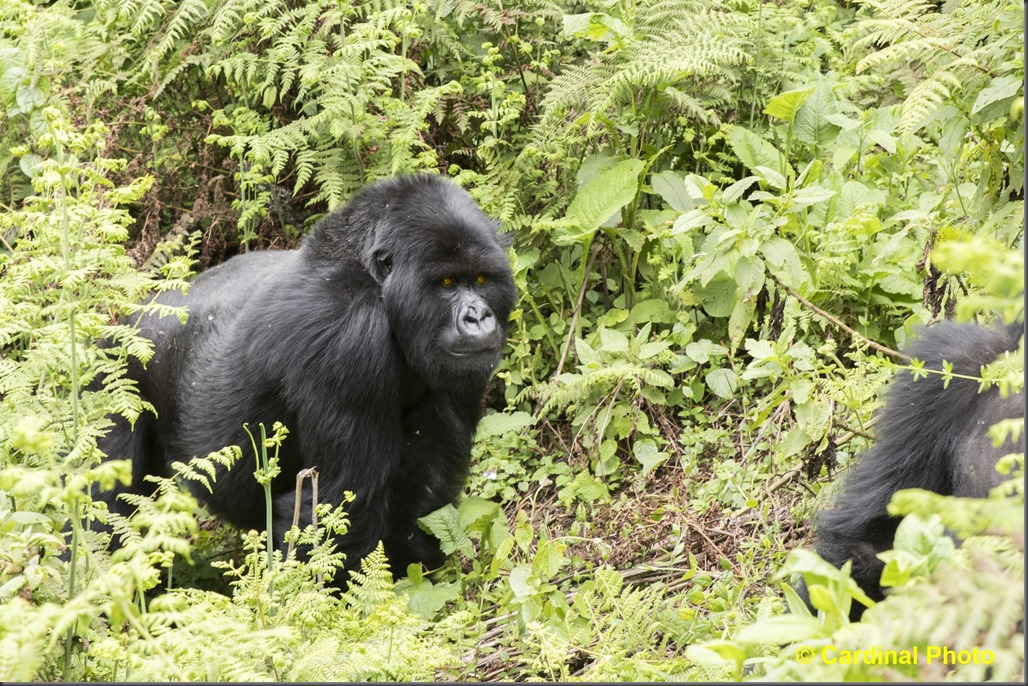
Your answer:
[0,0,1022,680]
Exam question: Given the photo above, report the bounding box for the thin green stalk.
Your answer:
[244,423,275,577]
[50,116,82,681]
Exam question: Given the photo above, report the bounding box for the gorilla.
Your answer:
[802,321,1024,618]
[96,174,516,578]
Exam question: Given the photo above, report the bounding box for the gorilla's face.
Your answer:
[370,178,515,388]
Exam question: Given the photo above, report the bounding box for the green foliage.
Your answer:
[695,481,1025,681]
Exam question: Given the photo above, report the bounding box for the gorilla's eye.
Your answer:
[475,274,486,285]
[442,276,455,288]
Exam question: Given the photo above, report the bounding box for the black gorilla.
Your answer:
[803,321,1024,617]
[97,174,516,577]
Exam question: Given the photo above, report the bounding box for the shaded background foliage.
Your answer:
[0,0,1023,681]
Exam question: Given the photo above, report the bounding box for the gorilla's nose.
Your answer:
[457,303,497,341]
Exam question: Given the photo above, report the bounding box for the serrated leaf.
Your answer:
[754,165,786,190]
[475,411,535,438]
[685,339,727,363]
[971,75,1021,114]
[575,337,600,367]
[594,567,624,598]
[634,438,669,478]
[867,129,896,154]
[734,256,765,294]
[509,564,536,598]
[779,425,811,459]
[563,158,645,242]
[760,237,796,268]
[598,327,630,354]
[533,539,568,578]
[651,170,693,211]
[745,338,776,359]
[638,340,670,360]
[726,126,784,177]
[696,275,736,317]
[728,294,756,353]
[418,504,473,556]
[628,298,676,324]
[789,185,836,210]
[458,496,502,530]
[722,176,760,203]
[407,580,460,619]
[764,87,815,123]
[705,368,738,399]
[672,208,710,234]
[835,180,885,218]
[794,77,840,147]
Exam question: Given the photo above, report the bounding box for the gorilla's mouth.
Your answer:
[445,346,501,358]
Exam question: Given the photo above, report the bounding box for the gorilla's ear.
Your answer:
[372,250,393,283]
[494,227,514,248]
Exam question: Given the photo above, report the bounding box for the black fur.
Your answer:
[803,321,1024,618]
[97,174,516,577]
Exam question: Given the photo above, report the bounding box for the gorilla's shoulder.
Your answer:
[904,320,1023,373]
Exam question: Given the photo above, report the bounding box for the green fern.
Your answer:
[854,0,1021,135]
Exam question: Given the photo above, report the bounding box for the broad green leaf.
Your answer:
[15,79,47,112]
[628,298,676,324]
[789,185,836,210]
[794,77,840,147]
[558,471,610,505]
[722,176,760,203]
[835,180,885,218]
[599,327,630,354]
[696,275,735,317]
[764,87,814,123]
[754,165,786,190]
[728,294,756,353]
[736,614,821,645]
[407,580,460,620]
[867,128,896,154]
[761,237,798,268]
[685,339,727,363]
[0,64,26,108]
[596,438,619,476]
[779,425,811,459]
[509,564,537,598]
[971,75,1021,114]
[563,158,645,243]
[671,207,710,234]
[575,337,601,367]
[458,496,502,530]
[795,159,823,187]
[633,438,669,477]
[651,170,693,211]
[705,367,738,399]
[638,340,671,360]
[686,642,747,665]
[726,126,783,176]
[744,338,775,359]
[734,256,765,295]
[533,539,568,578]
[475,411,535,438]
